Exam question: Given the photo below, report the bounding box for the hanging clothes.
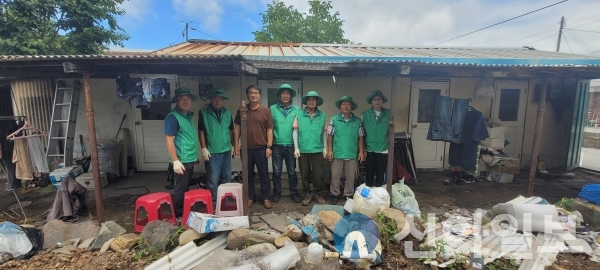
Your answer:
[27,136,49,175]
[448,109,489,171]
[427,96,469,143]
[1,119,21,191]
[12,139,33,181]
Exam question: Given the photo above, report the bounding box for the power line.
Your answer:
[528,33,558,44]
[432,0,568,46]
[468,22,558,46]
[498,25,558,46]
[565,29,600,34]
[190,27,221,41]
[565,30,593,53]
[562,32,574,53]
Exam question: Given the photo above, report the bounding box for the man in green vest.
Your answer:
[199,88,234,208]
[164,87,200,218]
[327,96,366,205]
[362,90,391,187]
[270,84,301,203]
[292,91,328,206]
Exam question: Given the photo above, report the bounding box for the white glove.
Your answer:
[172,160,185,175]
[294,148,301,159]
[201,148,211,161]
[323,148,328,158]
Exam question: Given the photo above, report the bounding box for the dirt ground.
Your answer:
[1,168,600,269]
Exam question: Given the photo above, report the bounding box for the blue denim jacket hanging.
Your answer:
[426,96,469,143]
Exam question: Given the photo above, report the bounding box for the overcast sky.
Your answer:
[117,0,600,55]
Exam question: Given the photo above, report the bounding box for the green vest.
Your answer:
[362,107,390,152]
[167,109,199,163]
[297,109,326,153]
[332,113,361,159]
[270,103,300,145]
[201,107,232,154]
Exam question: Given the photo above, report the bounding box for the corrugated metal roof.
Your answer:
[2,40,600,67]
[149,40,600,67]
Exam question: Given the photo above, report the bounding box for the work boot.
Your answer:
[302,193,312,206]
[290,193,301,203]
[263,199,272,209]
[330,195,339,205]
[272,192,281,202]
[315,193,326,204]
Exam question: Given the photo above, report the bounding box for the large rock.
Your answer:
[243,243,277,257]
[103,221,126,238]
[110,233,140,252]
[140,220,180,251]
[227,228,280,250]
[274,236,293,248]
[317,211,342,231]
[89,220,127,251]
[179,229,206,246]
[78,238,95,249]
[302,214,316,227]
[282,224,303,241]
[42,220,100,249]
[260,213,290,233]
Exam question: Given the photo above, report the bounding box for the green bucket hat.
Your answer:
[366,90,388,104]
[302,90,323,106]
[335,96,358,110]
[171,87,199,103]
[276,84,297,98]
[208,88,229,100]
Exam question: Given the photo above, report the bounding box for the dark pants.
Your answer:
[204,151,232,206]
[299,153,325,194]
[172,162,194,217]
[272,144,298,195]
[247,147,270,201]
[365,152,388,187]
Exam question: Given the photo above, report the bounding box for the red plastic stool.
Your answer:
[182,188,213,227]
[134,192,176,233]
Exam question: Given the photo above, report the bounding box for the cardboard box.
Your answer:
[187,212,249,233]
[491,160,520,175]
[76,172,108,190]
[487,127,506,139]
[482,138,505,149]
[49,166,84,187]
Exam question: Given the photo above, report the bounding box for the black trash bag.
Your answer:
[14,226,43,260]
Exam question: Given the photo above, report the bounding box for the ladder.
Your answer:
[46,80,81,167]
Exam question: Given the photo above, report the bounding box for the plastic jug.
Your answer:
[352,184,390,218]
[306,243,324,264]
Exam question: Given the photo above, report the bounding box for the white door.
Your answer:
[492,81,528,159]
[133,75,178,171]
[257,80,302,172]
[410,81,449,168]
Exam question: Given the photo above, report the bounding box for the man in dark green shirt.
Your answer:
[362,90,390,187]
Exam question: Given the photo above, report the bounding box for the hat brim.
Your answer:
[276,88,297,98]
[171,93,199,103]
[335,99,358,110]
[366,93,388,104]
[302,95,323,106]
[209,94,229,100]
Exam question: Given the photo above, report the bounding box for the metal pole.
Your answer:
[556,16,564,52]
[185,23,189,41]
[526,79,548,197]
[239,72,249,216]
[83,74,105,224]
[386,76,397,195]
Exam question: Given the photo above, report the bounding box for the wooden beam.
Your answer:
[526,78,548,197]
[63,62,95,73]
[233,61,259,74]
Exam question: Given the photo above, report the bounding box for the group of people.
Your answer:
[165,84,391,217]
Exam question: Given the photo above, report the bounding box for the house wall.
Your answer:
[59,75,572,173]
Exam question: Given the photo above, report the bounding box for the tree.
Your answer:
[0,0,129,55]
[253,0,350,44]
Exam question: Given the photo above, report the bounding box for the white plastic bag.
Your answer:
[391,182,421,217]
[0,222,32,258]
[353,184,390,218]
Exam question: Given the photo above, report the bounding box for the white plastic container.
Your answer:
[352,184,390,218]
[306,243,324,264]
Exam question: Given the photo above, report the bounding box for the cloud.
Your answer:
[118,0,156,29]
[172,0,223,31]
[271,0,600,54]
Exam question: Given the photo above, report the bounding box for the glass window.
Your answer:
[498,89,520,121]
[417,89,441,123]
[142,84,172,121]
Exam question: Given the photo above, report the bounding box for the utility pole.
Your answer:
[556,16,565,52]
[185,22,189,41]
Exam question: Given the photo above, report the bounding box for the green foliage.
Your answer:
[253,0,350,44]
[486,258,519,270]
[556,197,574,210]
[374,211,399,245]
[131,226,186,262]
[0,0,129,55]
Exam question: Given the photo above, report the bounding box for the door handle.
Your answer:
[135,121,141,126]
[412,124,417,128]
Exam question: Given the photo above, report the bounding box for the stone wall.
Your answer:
[583,132,600,149]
